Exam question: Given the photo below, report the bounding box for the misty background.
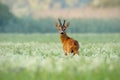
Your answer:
[0,0,120,33]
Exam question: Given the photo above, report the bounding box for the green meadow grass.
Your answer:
[0,33,120,80]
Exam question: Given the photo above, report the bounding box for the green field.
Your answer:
[0,33,120,80]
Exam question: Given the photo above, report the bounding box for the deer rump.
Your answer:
[63,38,79,54]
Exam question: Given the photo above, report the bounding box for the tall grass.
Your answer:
[0,33,120,80]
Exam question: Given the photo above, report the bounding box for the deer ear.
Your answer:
[55,22,59,30]
[65,22,70,28]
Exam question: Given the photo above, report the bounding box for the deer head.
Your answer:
[55,18,70,34]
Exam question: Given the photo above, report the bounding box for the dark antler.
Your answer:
[63,19,66,27]
[58,18,62,26]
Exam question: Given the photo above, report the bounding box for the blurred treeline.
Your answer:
[1,0,120,17]
[0,1,120,33]
[1,0,120,9]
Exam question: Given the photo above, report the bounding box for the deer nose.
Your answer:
[60,31,64,34]
[61,32,64,34]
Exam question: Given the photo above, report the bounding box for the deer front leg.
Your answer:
[63,46,67,55]
[63,50,67,55]
[67,48,73,55]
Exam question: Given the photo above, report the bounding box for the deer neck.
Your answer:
[60,32,69,44]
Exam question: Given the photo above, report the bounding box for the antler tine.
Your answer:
[63,19,66,26]
[58,18,62,26]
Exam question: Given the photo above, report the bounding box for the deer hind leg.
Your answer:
[73,50,79,55]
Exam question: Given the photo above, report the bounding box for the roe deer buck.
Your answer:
[55,18,79,55]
